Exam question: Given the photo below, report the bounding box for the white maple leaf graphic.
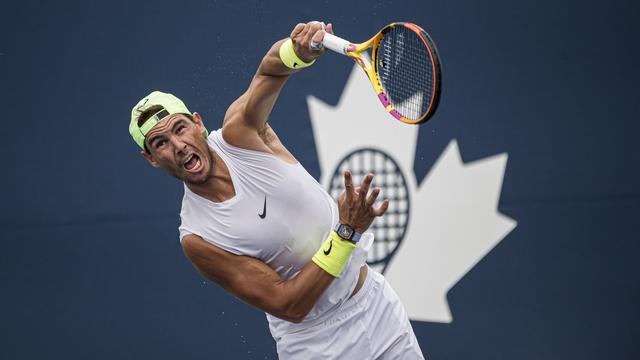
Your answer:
[308,65,517,323]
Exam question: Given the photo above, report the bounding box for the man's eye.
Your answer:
[176,126,185,134]
[155,140,167,148]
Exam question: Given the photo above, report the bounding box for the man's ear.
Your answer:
[192,112,209,140]
[192,112,205,131]
[141,149,160,168]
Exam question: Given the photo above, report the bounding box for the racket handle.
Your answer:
[322,32,351,55]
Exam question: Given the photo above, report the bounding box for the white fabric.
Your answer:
[276,268,425,359]
[179,129,371,338]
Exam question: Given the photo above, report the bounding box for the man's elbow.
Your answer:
[276,310,307,324]
[271,296,311,324]
[283,308,308,324]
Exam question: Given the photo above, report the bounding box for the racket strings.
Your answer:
[378,26,435,120]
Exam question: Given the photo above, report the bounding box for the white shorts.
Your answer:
[276,268,425,359]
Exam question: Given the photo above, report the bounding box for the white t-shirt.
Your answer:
[179,129,371,339]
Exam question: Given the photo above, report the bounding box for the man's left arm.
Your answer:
[222,22,332,148]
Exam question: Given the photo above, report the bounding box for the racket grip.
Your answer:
[322,32,351,55]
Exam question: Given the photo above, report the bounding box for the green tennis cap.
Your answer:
[129,91,207,149]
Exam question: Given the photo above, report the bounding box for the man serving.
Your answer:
[129,21,424,359]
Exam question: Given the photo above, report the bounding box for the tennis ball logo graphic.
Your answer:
[309,65,517,323]
[328,148,410,274]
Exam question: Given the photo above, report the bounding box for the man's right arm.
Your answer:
[182,171,389,323]
[181,233,334,323]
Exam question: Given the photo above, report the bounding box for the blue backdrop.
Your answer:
[1,0,639,358]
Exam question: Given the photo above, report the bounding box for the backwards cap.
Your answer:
[129,91,207,149]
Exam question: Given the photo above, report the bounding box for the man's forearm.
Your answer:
[231,23,327,129]
[182,233,339,324]
[235,39,297,127]
[273,261,336,322]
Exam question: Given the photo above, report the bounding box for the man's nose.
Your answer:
[171,136,187,155]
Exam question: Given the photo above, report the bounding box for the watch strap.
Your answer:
[334,223,362,242]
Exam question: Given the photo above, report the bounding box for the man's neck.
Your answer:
[185,149,236,203]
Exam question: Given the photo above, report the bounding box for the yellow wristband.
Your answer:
[312,231,357,277]
[279,38,315,69]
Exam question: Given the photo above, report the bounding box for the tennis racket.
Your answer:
[322,22,442,124]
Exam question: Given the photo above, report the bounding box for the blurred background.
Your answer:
[1,0,639,358]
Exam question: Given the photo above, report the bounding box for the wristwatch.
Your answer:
[334,223,362,242]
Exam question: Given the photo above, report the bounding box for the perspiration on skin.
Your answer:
[133,21,388,325]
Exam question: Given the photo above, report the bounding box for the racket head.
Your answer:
[359,22,442,125]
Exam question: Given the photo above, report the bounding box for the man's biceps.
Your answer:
[224,93,249,121]
[180,234,207,257]
[211,253,278,287]
[181,236,283,297]
[225,259,286,306]
[234,256,281,282]
[182,236,240,278]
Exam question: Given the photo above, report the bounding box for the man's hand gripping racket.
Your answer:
[319,22,442,124]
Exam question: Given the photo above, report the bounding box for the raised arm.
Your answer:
[182,172,389,323]
[221,22,332,150]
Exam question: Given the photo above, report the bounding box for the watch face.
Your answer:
[338,225,354,239]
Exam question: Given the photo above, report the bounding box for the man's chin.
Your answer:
[183,173,209,185]
[184,163,213,184]
[171,150,214,184]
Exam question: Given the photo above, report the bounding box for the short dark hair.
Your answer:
[137,105,164,127]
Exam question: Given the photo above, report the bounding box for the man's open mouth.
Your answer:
[183,153,203,173]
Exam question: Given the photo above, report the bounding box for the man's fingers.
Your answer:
[326,23,333,34]
[373,199,390,216]
[308,21,324,32]
[307,23,322,44]
[366,188,380,207]
[303,22,319,40]
[291,23,306,38]
[359,174,374,202]
[296,24,312,43]
[310,29,325,50]
[344,171,355,202]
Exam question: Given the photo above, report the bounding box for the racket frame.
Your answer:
[323,22,442,124]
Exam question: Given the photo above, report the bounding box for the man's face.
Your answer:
[142,113,213,184]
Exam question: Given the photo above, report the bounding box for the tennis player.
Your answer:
[129,21,424,359]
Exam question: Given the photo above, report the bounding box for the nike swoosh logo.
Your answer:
[323,239,333,256]
[258,196,267,219]
[293,62,298,68]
